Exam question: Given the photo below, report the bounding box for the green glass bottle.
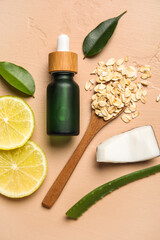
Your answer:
[47,34,79,136]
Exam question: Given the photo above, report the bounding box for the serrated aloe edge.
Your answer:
[66,164,160,220]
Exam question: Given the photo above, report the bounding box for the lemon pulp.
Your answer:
[0,96,34,150]
[0,141,47,198]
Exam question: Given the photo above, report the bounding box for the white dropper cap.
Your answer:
[49,34,77,73]
[57,34,69,52]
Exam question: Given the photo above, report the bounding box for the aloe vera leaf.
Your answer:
[66,164,160,219]
[83,11,127,58]
[0,62,35,96]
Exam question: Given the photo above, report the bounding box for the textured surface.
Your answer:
[0,0,160,239]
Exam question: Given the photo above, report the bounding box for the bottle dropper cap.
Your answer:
[57,34,69,51]
[48,34,78,73]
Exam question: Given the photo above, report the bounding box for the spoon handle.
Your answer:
[42,114,99,208]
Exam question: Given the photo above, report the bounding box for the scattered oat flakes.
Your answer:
[101,108,108,116]
[113,98,122,107]
[112,72,122,81]
[98,61,105,67]
[85,81,92,91]
[125,56,128,62]
[139,65,151,73]
[104,114,113,121]
[139,66,145,73]
[106,58,116,66]
[140,81,149,86]
[129,102,137,112]
[132,111,139,119]
[142,89,147,97]
[117,64,125,72]
[124,107,131,114]
[139,65,151,80]
[101,71,108,77]
[125,88,131,98]
[116,58,124,66]
[141,95,146,104]
[98,101,106,107]
[136,89,142,100]
[144,65,151,69]
[141,74,148,80]
[121,114,131,123]
[156,94,160,102]
[131,93,138,102]
[107,93,115,105]
[137,83,142,89]
[91,94,97,101]
[90,69,97,75]
[89,79,94,84]
[89,85,94,91]
[125,66,137,78]
[108,106,116,114]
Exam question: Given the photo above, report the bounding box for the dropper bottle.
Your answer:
[47,34,79,136]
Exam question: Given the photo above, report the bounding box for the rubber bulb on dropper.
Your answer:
[57,34,70,52]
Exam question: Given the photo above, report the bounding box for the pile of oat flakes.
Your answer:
[85,57,152,123]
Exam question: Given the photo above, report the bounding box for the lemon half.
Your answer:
[0,141,47,198]
[0,96,35,150]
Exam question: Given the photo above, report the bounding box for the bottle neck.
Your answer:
[51,71,74,81]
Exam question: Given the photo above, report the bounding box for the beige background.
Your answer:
[0,0,160,239]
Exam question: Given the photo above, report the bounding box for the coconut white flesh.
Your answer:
[96,126,160,163]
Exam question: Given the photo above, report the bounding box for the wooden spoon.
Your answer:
[42,109,124,208]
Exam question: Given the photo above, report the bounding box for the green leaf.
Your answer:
[0,62,35,96]
[66,164,160,219]
[83,11,127,58]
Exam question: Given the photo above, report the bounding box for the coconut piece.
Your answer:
[96,126,160,163]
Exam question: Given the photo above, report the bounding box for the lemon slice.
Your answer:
[0,141,47,198]
[0,96,34,150]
